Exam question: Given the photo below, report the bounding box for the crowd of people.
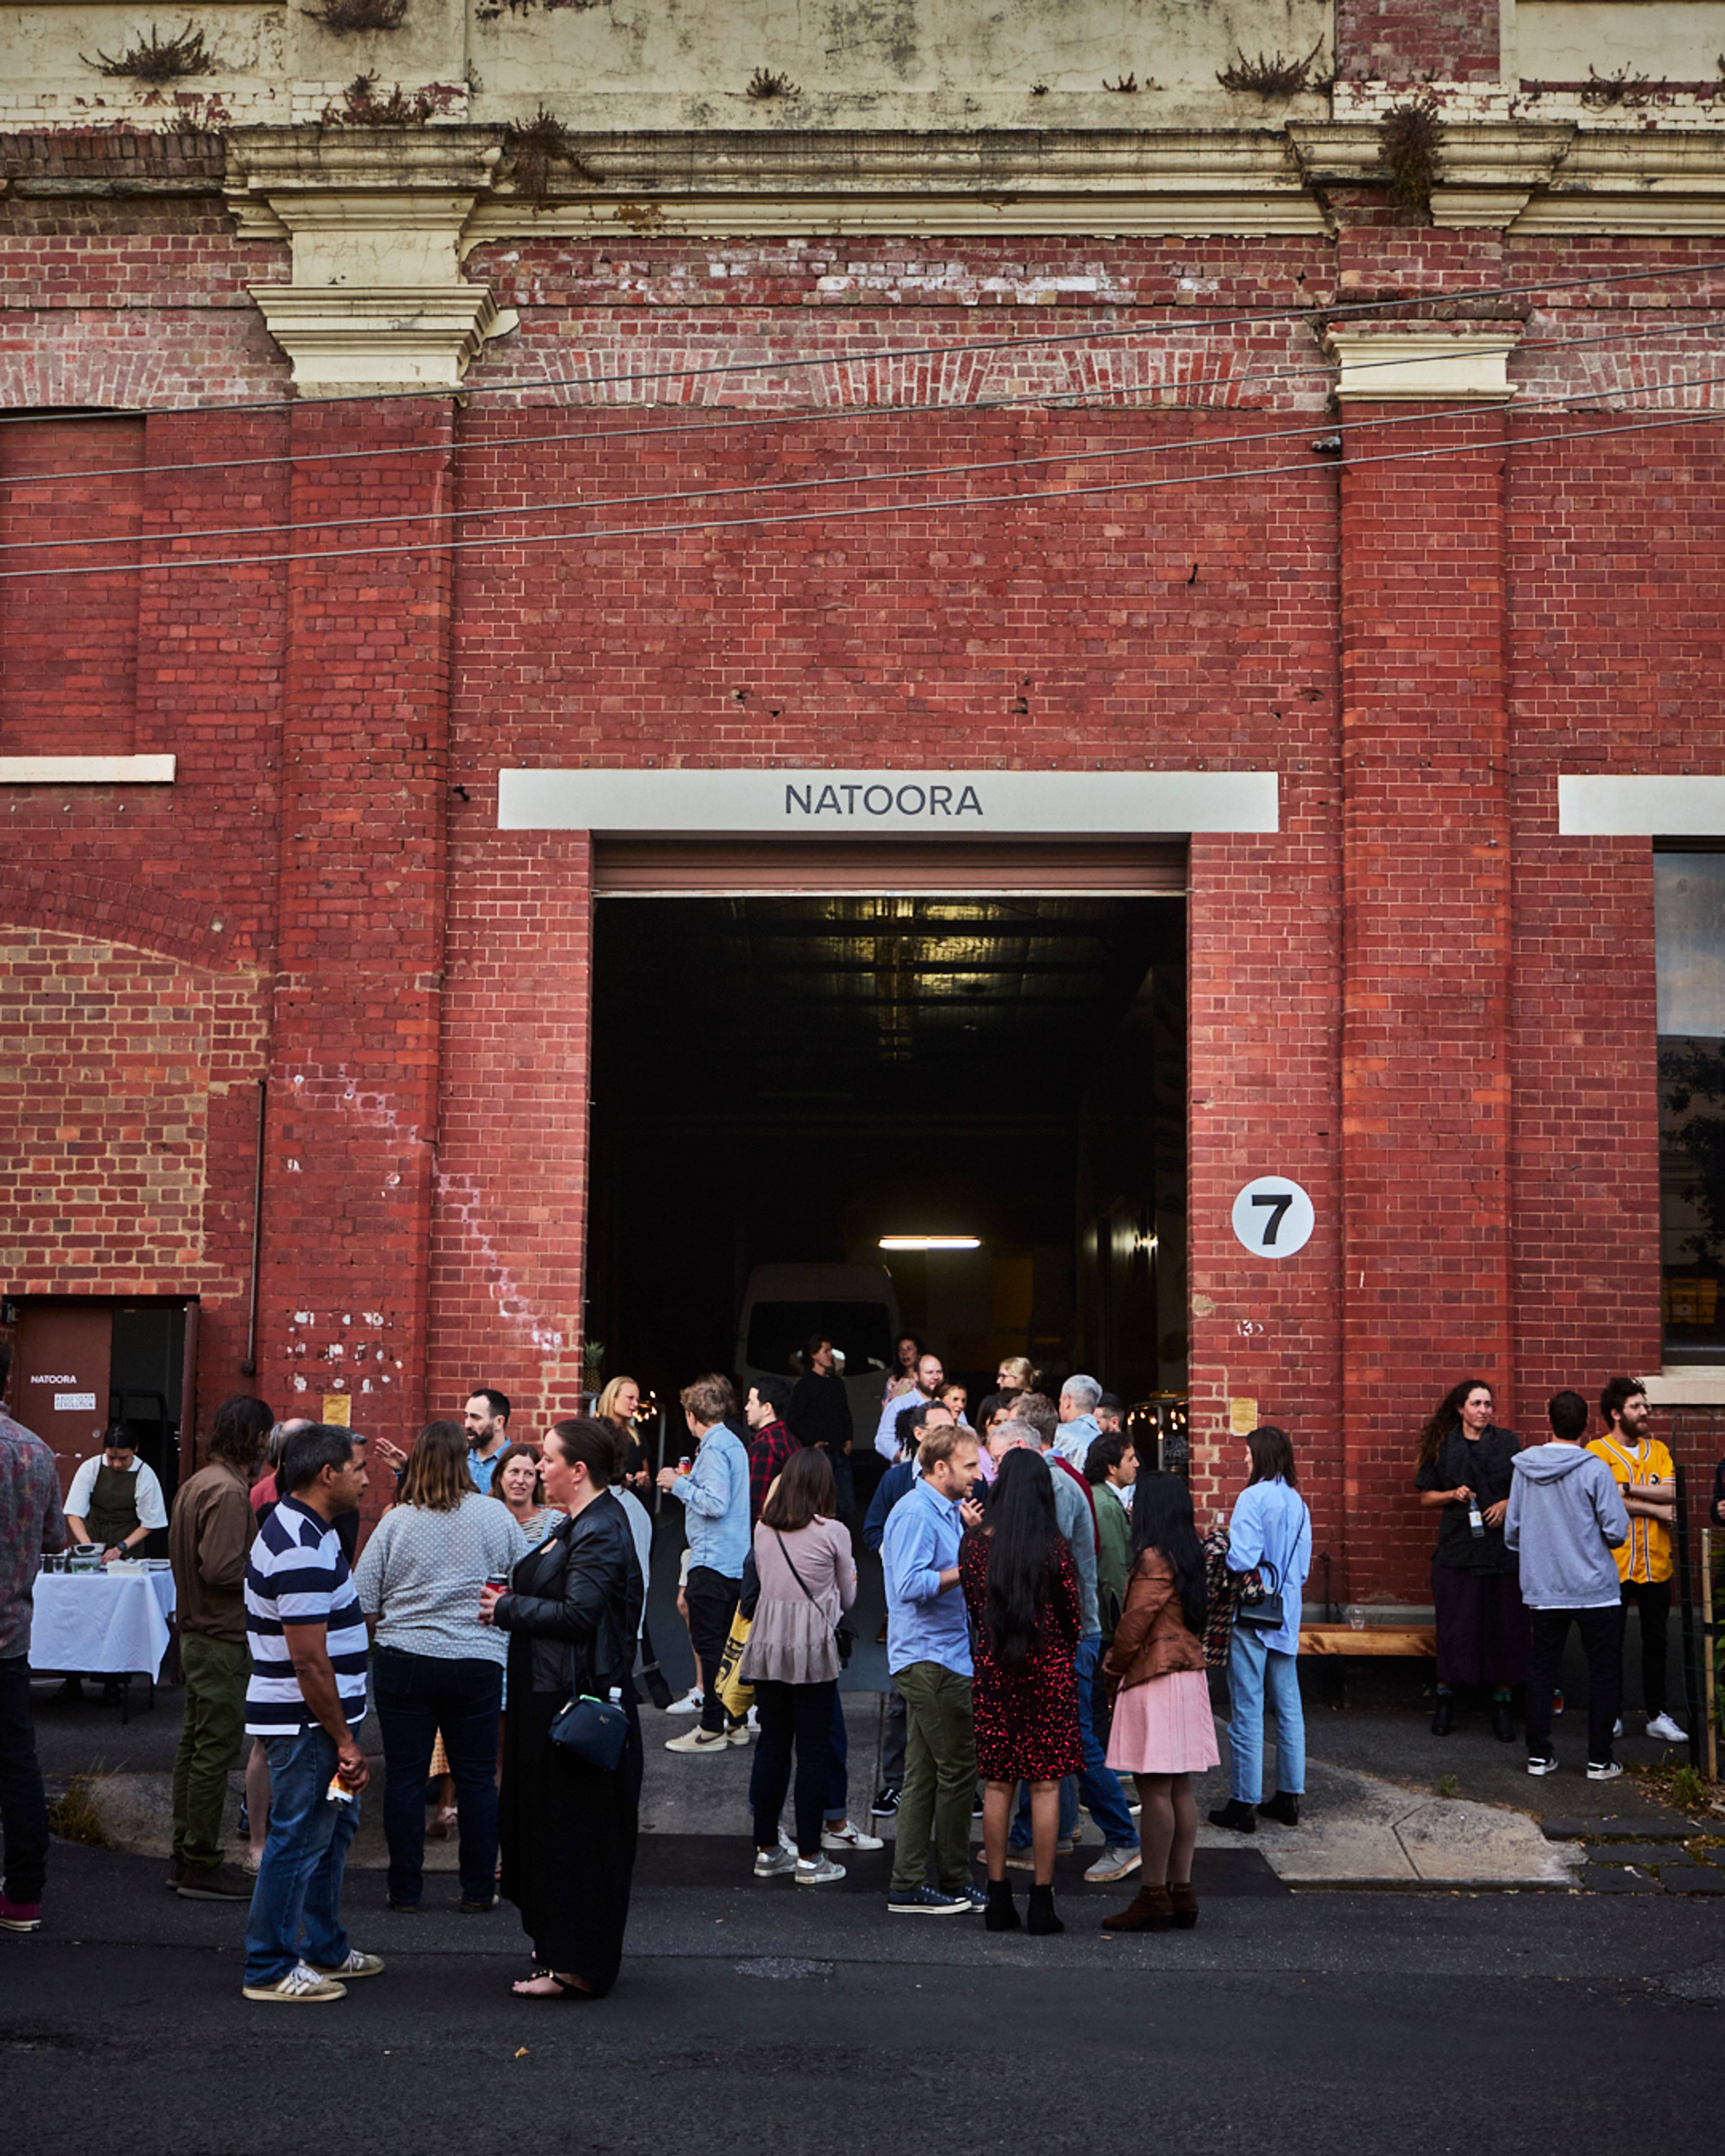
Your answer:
[1418,1373,1692,1777]
[0,1330,1716,1997]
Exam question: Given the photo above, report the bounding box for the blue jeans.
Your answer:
[1227,1628,1306,1803]
[373,1646,502,1905]
[244,1724,362,1985]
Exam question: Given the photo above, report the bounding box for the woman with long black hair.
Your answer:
[959,1447,1084,1936]
[1414,1378,1527,1738]
[1098,1473,1218,1932]
[481,1417,645,2000]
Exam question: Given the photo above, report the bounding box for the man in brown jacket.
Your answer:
[168,1395,273,1900]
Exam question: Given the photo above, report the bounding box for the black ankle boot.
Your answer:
[1431,1694,1454,1736]
[1026,1883,1064,1935]
[984,1877,1021,1933]
[1207,1798,1257,1834]
[1491,1698,1516,1743]
[1257,1790,1300,1827]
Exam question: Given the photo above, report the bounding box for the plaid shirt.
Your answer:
[747,1420,801,1525]
[1201,1525,1238,1670]
[0,1410,68,1658]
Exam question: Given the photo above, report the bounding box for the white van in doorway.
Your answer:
[734,1263,901,1436]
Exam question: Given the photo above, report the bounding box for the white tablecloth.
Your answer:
[29,1571,177,1679]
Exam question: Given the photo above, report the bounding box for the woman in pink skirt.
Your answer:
[1099,1474,1219,1933]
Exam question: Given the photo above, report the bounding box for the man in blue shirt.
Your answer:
[882,1421,983,1914]
[864,1400,956,1819]
[873,1349,945,1463]
[658,1373,751,1754]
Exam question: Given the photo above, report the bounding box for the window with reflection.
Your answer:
[1657,851,1725,1364]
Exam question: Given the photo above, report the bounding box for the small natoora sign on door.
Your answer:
[1230,1177,1315,1260]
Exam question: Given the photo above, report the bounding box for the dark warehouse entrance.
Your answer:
[584,844,1189,1471]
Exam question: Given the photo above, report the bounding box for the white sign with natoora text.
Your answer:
[496,769,1278,836]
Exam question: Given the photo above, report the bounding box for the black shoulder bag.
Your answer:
[547,1546,631,1770]
[773,1529,854,1666]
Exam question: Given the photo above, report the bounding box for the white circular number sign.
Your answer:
[1230,1176,1315,1260]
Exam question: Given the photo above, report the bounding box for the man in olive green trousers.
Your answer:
[168,1396,273,1901]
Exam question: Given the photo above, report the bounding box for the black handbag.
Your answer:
[636,1612,674,1711]
[1235,1555,1285,1631]
[773,1529,854,1666]
[548,1692,630,1770]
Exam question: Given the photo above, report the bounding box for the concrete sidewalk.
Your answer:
[55,1686,1649,1890]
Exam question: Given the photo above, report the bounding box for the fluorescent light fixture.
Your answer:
[878,1235,982,1251]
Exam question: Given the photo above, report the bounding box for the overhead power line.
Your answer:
[2,316,1720,560]
[0,394,1719,586]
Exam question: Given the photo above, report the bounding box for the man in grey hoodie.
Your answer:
[1504,1389,1630,1782]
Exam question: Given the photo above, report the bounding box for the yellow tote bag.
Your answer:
[714,1610,755,1720]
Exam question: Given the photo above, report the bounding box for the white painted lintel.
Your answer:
[0,755,176,785]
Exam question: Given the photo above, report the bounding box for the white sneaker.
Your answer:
[725,1722,751,1746]
[777,1825,797,1856]
[1586,1759,1624,1783]
[664,1726,731,1754]
[243,1960,346,2004]
[1526,1754,1560,1777]
[795,1856,846,1886]
[745,1705,760,1734]
[753,1846,796,1879]
[1645,1712,1689,1744]
[667,1688,704,1715]
[310,1949,385,1981]
[1613,1718,1624,1738]
[822,1820,884,1852]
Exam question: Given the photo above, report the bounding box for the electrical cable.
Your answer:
[2,251,1724,478]
[3,316,1721,560]
[2,393,1720,585]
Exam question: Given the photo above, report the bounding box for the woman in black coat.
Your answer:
[1413,1378,1529,1740]
[480,1416,645,1999]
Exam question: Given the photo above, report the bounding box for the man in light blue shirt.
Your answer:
[882,1422,982,1914]
[873,1350,945,1463]
[657,1373,751,1752]
[1051,1375,1102,1467]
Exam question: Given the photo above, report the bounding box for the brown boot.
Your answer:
[1168,1881,1199,1930]
[1099,1882,1172,1933]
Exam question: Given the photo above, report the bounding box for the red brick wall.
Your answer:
[0,417,141,754]
[1335,0,1503,82]
[3,210,1725,1597]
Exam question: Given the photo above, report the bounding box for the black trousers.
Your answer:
[0,1652,49,1905]
[1619,1579,1672,1719]
[684,1565,740,1735]
[752,1679,839,1857]
[1525,1606,1622,1765]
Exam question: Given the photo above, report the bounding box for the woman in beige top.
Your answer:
[738,1447,858,1885]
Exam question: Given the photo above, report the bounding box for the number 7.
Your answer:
[1251,1193,1294,1247]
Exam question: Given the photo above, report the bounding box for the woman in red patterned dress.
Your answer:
[959,1447,1084,1937]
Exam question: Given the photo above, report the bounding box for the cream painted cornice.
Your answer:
[225,128,517,396]
[460,127,1329,242]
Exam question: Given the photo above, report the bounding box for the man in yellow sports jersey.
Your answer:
[1589,1379,1687,1745]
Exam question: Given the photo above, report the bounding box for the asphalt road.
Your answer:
[4,1841,1723,2156]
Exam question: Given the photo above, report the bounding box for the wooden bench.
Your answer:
[1299,1624,1436,1658]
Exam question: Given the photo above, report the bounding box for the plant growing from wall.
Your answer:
[1102,73,1140,93]
[1216,40,1329,96]
[746,68,799,101]
[1375,94,1445,218]
[304,0,408,31]
[502,104,597,204]
[319,71,464,123]
[84,21,219,79]
[1579,63,1654,109]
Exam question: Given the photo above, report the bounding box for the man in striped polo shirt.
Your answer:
[242,1423,383,2004]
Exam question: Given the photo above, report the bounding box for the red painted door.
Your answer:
[10,1304,113,1496]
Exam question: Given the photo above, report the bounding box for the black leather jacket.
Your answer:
[494,1490,644,1700]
